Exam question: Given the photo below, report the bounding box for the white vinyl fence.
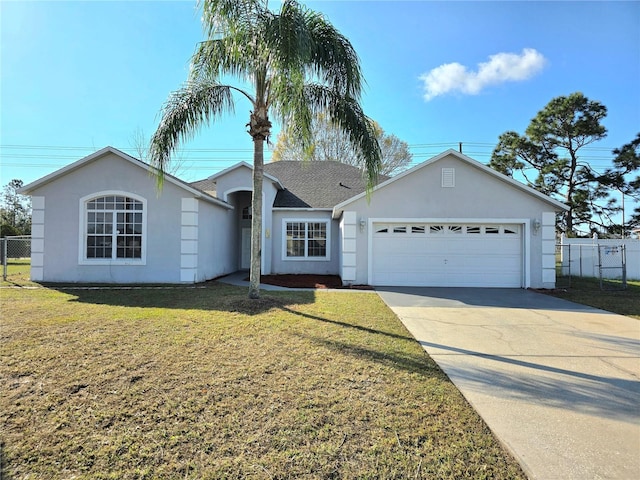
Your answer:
[558,234,640,281]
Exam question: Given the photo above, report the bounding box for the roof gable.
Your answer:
[332,149,568,217]
[18,146,232,209]
[203,161,284,189]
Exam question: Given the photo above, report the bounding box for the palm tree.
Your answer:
[149,0,381,298]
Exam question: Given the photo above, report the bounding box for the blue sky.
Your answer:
[1,0,639,194]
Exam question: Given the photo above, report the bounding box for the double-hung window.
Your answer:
[80,193,146,264]
[284,220,329,260]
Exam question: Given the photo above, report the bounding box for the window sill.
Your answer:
[79,259,147,266]
[283,256,330,262]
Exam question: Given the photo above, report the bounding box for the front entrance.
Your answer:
[228,191,253,271]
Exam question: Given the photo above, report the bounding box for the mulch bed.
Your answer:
[251,274,374,290]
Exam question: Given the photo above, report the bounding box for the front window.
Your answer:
[83,194,145,262]
[285,220,329,259]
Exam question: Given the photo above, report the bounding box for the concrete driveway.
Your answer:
[377,287,640,480]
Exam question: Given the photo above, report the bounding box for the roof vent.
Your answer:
[442,168,455,188]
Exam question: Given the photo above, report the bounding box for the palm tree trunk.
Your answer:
[249,136,264,299]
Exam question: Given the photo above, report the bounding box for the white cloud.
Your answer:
[420,48,547,101]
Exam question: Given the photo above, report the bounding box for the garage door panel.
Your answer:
[372,222,523,288]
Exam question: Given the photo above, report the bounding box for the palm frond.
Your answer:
[149,80,236,184]
[274,83,381,191]
[261,1,362,98]
[200,0,266,38]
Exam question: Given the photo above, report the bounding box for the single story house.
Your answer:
[19,146,568,288]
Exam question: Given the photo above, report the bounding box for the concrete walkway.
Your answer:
[217,271,293,291]
[377,287,640,480]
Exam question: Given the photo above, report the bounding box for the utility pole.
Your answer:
[621,189,625,239]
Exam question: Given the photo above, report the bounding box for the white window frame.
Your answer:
[78,191,147,265]
[282,218,331,261]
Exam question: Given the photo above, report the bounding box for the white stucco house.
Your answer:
[19,146,568,288]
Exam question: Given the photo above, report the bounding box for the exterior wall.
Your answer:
[29,152,229,283]
[270,210,340,275]
[343,153,562,288]
[261,183,278,275]
[214,166,254,202]
[196,199,236,281]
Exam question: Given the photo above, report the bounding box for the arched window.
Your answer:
[80,193,146,263]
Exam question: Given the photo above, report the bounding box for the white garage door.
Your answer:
[372,223,523,287]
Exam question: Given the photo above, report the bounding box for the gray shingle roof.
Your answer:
[189,178,217,196]
[264,161,387,209]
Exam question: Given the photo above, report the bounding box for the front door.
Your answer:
[241,227,251,270]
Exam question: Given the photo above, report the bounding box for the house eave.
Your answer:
[207,161,285,190]
[272,207,333,212]
[17,146,233,210]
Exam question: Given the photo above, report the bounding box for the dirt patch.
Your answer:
[250,274,373,290]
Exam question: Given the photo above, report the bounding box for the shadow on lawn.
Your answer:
[54,282,316,315]
[0,441,14,480]
[52,283,438,377]
[280,306,440,377]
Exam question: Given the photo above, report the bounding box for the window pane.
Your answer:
[287,239,305,257]
[307,222,327,257]
[308,222,326,239]
[308,239,326,257]
[286,222,305,239]
[115,235,142,259]
[87,236,112,258]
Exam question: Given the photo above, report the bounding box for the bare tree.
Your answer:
[273,113,411,176]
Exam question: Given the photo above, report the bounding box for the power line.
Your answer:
[0,142,622,152]
[0,142,625,174]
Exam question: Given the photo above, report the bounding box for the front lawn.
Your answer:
[0,283,525,479]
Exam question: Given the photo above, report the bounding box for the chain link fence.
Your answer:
[556,242,627,290]
[2,235,31,281]
[597,244,627,291]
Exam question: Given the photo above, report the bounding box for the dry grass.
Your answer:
[546,276,640,320]
[0,283,525,479]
